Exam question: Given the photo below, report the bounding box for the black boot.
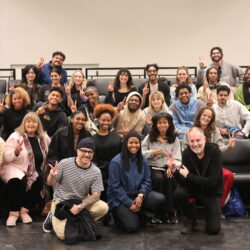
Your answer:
[181,218,197,235]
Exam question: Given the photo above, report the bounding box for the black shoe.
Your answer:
[150,217,163,224]
[43,211,53,233]
[102,213,112,227]
[181,219,197,235]
[167,215,179,224]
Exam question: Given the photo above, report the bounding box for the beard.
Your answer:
[190,142,205,155]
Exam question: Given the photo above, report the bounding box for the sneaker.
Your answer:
[167,215,179,224]
[150,217,163,224]
[43,211,53,233]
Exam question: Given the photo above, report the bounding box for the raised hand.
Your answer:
[145,115,152,125]
[37,57,45,69]
[79,88,85,99]
[107,81,114,92]
[70,100,78,113]
[0,99,5,113]
[14,139,23,156]
[36,103,48,115]
[142,82,149,97]
[64,83,71,96]
[122,121,129,137]
[117,97,126,111]
[198,56,205,68]
[48,161,59,177]
[228,133,236,148]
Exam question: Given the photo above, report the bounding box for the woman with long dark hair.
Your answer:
[107,131,165,232]
[105,69,136,106]
[142,113,181,223]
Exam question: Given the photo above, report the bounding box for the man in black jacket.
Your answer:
[138,64,171,108]
[168,127,223,235]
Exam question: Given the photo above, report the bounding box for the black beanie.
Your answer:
[76,137,95,151]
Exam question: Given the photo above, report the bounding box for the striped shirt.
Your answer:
[53,157,104,202]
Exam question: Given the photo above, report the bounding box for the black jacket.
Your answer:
[54,199,102,245]
[174,142,223,196]
[47,123,91,166]
[138,78,171,108]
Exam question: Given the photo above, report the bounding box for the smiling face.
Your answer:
[50,72,61,85]
[48,90,62,106]
[71,113,86,132]
[85,89,98,103]
[77,147,94,166]
[73,72,84,86]
[98,112,112,131]
[151,95,163,111]
[51,55,64,67]
[127,137,140,155]
[25,118,38,136]
[12,93,24,110]
[211,49,222,63]
[199,109,212,128]
[157,117,169,135]
[177,69,188,84]
[178,87,191,104]
[128,95,140,112]
[188,130,206,155]
[207,68,218,84]
[26,68,36,83]
[147,66,158,82]
[119,72,129,85]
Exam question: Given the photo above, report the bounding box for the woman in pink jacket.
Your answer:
[0,112,50,226]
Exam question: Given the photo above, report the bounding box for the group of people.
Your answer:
[0,46,249,244]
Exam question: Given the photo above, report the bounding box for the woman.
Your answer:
[142,113,181,223]
[0,112,50,226]
[0,87,30,140]
[38,68,66,103]
[67,70,87,108]
[182,107,235,208]
[92,104,122,200]
[105,69,136,106]
[170,66,197,104]
[235,66,250,110]
[107,131,165,232]
[47,110,91,166]
[14,65,41,108]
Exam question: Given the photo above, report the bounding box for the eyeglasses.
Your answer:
[148,70,157,73]
[78,149,94,155]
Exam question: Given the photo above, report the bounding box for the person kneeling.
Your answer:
[44,137,108,244]
[107,131,165,233]
[169,127,223,235]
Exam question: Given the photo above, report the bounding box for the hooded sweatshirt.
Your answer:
[114,91,145,137]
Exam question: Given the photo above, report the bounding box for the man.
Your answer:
[43,137,108,241]
[114,91,145,138]
[197,46,244,89]
[213,85,250,139]
[37,51,67,85]
[169,83,205,139]
[169,127,223,235]
[33,87,68,137]
[197,67,234,106]
[138,64,171,108]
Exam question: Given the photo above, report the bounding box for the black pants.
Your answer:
[174,185,221,235]
[6,176,43,211]
[112,191,165,233]
[151,168,176,215]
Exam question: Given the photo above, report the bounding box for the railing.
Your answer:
[0,68,16,80]
[85,66,197,79]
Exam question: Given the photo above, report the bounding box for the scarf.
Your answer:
[23,134,47,192]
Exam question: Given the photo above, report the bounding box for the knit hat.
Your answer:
[76,137,95,151]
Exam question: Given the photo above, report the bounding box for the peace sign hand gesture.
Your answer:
[117,97,126,111]
[14,139,23,157]
[122,121,129,137]
[64,83,71,96]
[36,103,48,115]
[142,82,149,97]
[166,152,176,173]
[107,81,114,92]
[70,100,78,113]
[37,57,45,69]
[0,99,5,113]
[48,161,59,178]
[228,133,236,148]
[198,56,205,69]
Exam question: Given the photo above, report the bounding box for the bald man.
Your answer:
[168,127,223,235]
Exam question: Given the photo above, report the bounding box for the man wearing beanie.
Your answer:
[43,137,108,240]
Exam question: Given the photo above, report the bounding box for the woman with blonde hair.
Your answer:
[0,112,50,226]
[0,87,30,140]
[170,66,197,104]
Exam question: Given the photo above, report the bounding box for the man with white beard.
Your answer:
[168,127,223,235]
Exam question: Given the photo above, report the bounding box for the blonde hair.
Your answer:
[175,66,192,85]
[69,70,87,89]
[149,91,165,112]
[15,112,45,138]
[5,87,30,108]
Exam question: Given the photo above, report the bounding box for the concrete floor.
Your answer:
[0,216,250,250]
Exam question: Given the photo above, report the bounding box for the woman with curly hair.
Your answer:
[0,87,30,140]
[182,106,235,210]
[92,104,121,200]
[105,69,136,106]
[142,113,181,223]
